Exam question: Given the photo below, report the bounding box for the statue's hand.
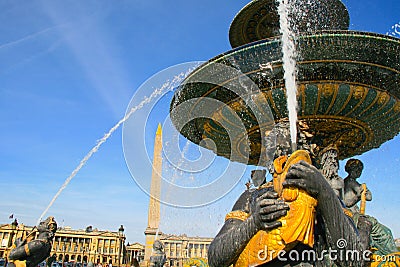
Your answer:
[284,160,331,199]
[355,186,364,196]
[251,190,289,231]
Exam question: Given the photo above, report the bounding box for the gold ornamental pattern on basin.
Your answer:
[228,0,349,48]
[233,151,317,266]
[170,32,400,166]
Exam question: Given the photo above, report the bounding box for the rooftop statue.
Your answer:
[8,217,57,267]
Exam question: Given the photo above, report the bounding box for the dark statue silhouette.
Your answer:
[207,124,399,266]
[207,124,373,266]
[8,217,57,267]
[149,240,166,267]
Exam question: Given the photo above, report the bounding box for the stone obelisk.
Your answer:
[143,124,162,265]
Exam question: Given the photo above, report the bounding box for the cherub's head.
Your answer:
[345,159,363,179]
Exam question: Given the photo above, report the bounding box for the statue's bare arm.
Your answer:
[285,161,370,267]
[208,161,370,267]
[207,189,289,267]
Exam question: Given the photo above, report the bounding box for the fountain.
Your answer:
[170,0,400,266]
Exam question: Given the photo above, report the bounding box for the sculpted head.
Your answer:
[319,146,339,180]
[264,120,316,170]
[37,216,57,234]
[345,159,363,178]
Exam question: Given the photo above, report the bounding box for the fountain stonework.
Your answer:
[170,0,400,266]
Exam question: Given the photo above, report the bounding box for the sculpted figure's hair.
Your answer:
[345,159,364,174]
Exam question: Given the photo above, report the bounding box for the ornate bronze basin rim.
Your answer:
[229,0,350,48]
[170,31,400,165]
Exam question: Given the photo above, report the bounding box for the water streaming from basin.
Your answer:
[157,138,191,239]
[277,0,299,151]
[37,70,191,224]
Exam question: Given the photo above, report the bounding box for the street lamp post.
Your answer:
[62,238,67,267]
[117,226,124,267]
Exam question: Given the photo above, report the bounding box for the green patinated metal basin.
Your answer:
[170,31,400,166]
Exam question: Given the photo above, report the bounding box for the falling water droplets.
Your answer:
[38,70,192,224]
[387,22,400,37]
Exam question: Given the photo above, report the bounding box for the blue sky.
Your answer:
[1,0,399,244]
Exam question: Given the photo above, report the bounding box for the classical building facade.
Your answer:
[0,221,27,259]
[125,243,144,266]
[159,234,212,267]
[0,222,126,266]
[1,127,214,267]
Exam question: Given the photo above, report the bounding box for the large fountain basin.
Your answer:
[171,31,400,165]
